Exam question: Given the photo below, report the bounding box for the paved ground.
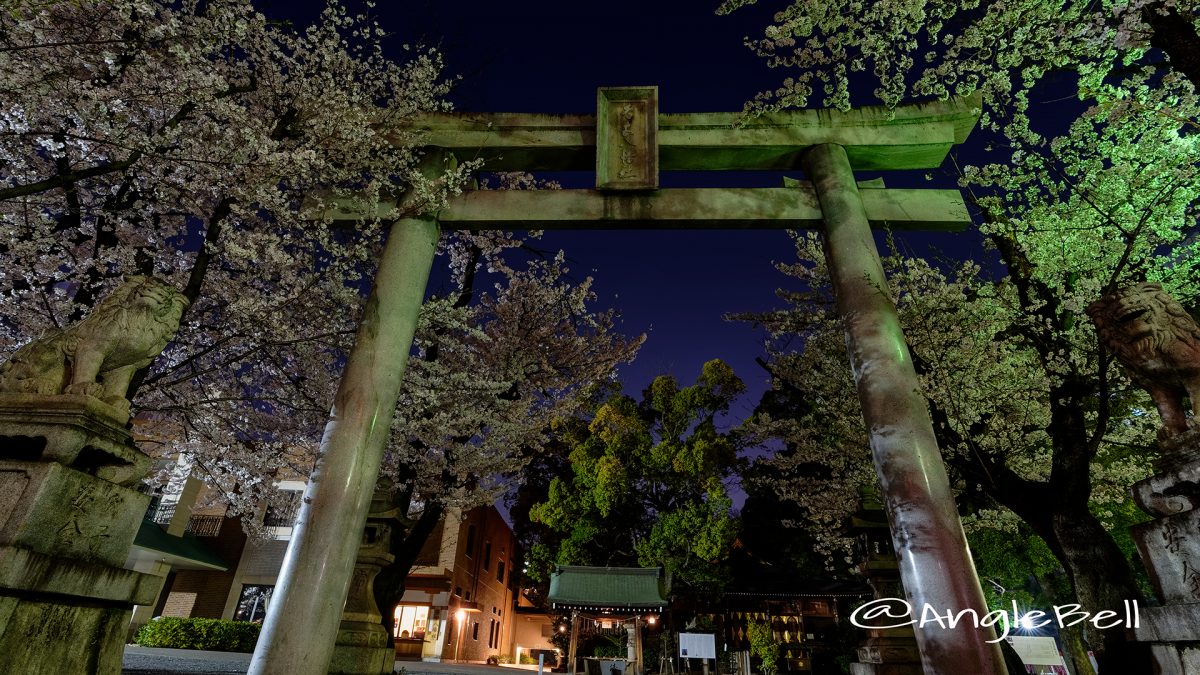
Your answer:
[122,647,550,675]
[122,646,251,674]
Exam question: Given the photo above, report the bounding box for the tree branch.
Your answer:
[0,155,138,201]
[1145,4,1200,88]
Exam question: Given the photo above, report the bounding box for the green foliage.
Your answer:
[967,524,1062,610]
[827,617,861,675]
[747,621,779,675]
[526,360,744,594]
[636,490,738,590]
[593,633,627,658]
[1092,497,1157,600]
[724,0,1198,669]
[642,640,661,671]
[134,617,261,653]
[523,542,559,584]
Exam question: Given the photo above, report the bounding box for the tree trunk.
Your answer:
[373,502,446,648]
[1034,570,1092,675]
[1050,508,1151,674]
[1006,494,1148,672]
[972,460,1149,672]
[1060,620,1095,675]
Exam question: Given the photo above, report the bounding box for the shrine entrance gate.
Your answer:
[248,87,1007,675]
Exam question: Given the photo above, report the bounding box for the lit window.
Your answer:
[234,585,273,622]
[393,605,431,639]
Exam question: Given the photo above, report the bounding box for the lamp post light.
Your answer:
[455,609,468,663]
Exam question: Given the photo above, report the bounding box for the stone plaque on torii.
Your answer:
[248,88,1007,675]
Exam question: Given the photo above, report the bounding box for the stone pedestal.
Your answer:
[329,496,400,675]
[849,489,922,675]
[1129,429,1200,674]
[0,394,163,675]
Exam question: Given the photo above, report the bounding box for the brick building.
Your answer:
[130,473,527,663]
[396,505,520,663]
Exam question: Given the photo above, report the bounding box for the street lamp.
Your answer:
[455,609,468,663]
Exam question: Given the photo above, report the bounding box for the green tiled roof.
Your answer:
[548,566,667,610]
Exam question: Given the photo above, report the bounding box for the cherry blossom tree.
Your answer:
[0,1,642,535]
[1,0,460,516]
[720,0,1200,669]
[741,217,1192,671]
[2,8,646,650]
[716,0,1199,123]
[369,234,644,633]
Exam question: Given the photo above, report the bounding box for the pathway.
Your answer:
[122,647,550,675]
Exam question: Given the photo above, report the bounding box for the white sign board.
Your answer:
[1009,636,1067,667]
[678,633,716,660]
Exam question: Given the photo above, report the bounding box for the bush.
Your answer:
[747,621,779,675]
[134,617,261,653]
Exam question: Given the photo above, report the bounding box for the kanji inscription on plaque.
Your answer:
[596,86,658,190]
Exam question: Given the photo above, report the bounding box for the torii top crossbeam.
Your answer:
[333,88,982,231]
[403,89,979,173]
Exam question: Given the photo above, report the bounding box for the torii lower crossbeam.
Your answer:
[327,185,969,232]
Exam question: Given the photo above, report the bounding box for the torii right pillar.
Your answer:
[803,143,1008,675]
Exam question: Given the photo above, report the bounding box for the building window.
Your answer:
[264,491,302,527]
[234,585,273,622]
[465,524,476,557]
[483,541,491,571]
[497,560,505,583]
[393,605,430,639]
[454,585,462,597]
[472,621,480,641]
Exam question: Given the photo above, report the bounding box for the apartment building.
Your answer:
[130,472,530,663]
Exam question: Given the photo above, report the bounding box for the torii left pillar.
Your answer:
[248,214,439,675]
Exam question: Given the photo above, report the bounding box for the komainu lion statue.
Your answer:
[1086,282,1200,438]
[0,276,188,412]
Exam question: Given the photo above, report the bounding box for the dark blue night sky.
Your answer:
[268,0,983,418]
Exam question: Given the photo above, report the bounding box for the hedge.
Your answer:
[134,617,261,653]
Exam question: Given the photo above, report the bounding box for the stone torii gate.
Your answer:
[247,88,1006,675]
